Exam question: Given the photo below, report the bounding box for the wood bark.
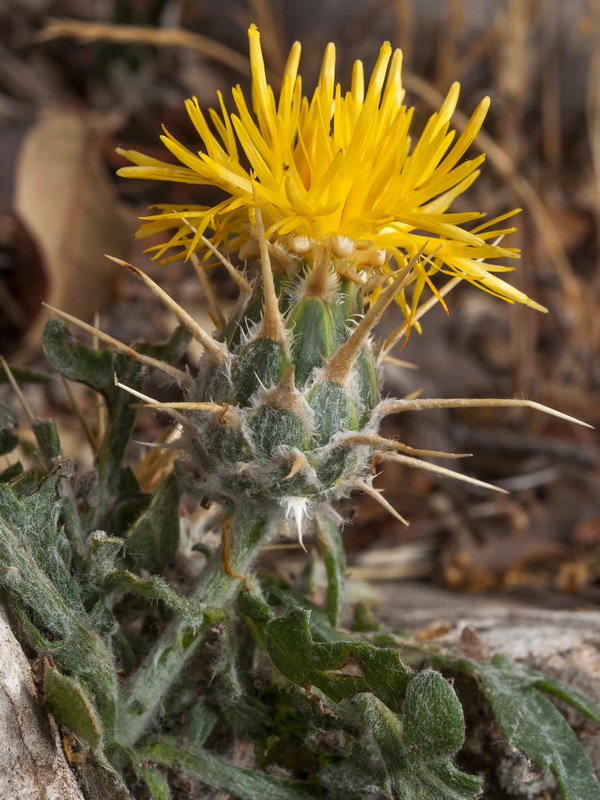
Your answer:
[0,607,85,800]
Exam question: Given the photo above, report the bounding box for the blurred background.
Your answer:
[1,0,599,608]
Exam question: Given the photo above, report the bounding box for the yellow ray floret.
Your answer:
[117,24,546,317]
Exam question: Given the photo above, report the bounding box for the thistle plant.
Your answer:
[2,24,600,800]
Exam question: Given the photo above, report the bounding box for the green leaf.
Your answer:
[265,610,364,700]
[8,466,42,496]
[42,319,190,534]
[125,474,180,571]
[31,419,61,463]
[136,766,171,800]
[518,660,600,726]
[264,609,411,708]
[0,461,23,483]
[0,427,18,457]
[42,317,119,395]
[319,748,388,799]
[0,362,53,384]
[237,585,275,626]
[0,469,79,603]
[252,594,482,797]
[0,400,17,430]
[42,318,140,532]
[85,531,124,590]
[141,736,322,800]
[402,669,465,759]
[351,602,381,633]
[105,570,203,626]
[0,400,18,456]
[437,652,600,800]
[214,619,270,737]
[0,472,118,732]
[315,515,346,626]
[480,655,600,800]
[294,549,319,597]
[44,667,103,749]
[358,693,482,800]
[187,702,219,747]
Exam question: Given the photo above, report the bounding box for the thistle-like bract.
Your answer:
[108,25,590,550]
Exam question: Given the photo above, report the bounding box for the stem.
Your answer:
[115,505,275,748]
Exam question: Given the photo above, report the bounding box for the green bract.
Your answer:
[182,256,379,543]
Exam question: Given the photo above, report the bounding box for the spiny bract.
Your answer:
[184,243,383,544]
[109,25,580,546]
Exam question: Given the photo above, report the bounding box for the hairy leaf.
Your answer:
[85,531,124,590]
[359,692,482,800]
[44,667,103,749]
[105,570,203,626]
[32,418,61,463]
[0,363,53,384]
[436,652,600,800]
[264,609,411,708]
[402,669,465,759]
[142,736,322,800]
[0,400,18,457]
[42,319,190,534]
[135,766,171,800]
[0,471,118,731]
[124,474,180,571]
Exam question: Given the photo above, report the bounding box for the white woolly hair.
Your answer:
[280,495,312,551]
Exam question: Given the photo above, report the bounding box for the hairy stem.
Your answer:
[115,505,275,748]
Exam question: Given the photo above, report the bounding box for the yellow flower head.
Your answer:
[117,24,545,318]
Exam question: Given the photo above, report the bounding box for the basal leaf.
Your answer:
[0,362,53,384]
[142,736,322,800]
[135,766,171,800]
[509,656,600,726]
[436,652,600,800]
[105,570,203,626]
[0,471,118,733]
[0,400,18,457]
[124,474,180,571]
[264,609,411,708]
[402,669,465,760]
[358,692,482,800]
[45,667,104,750]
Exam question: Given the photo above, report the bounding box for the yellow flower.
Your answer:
[117,24,545,318]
